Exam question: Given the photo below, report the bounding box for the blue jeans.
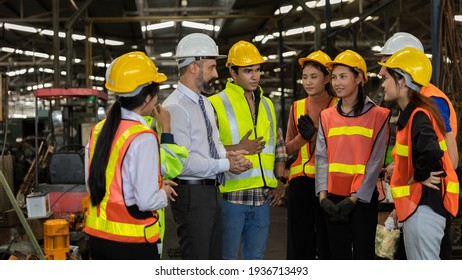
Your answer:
[403,205,445,260]
[222,199,271,260]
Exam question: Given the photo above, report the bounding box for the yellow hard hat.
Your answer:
[327,50,368,82]
[226,40,266,67]
[378,47,432,89]
[105,51,167,96]
[298,50,332,69]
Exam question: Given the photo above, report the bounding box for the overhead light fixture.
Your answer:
[274,5,293,15]
[3,23,124,45]
[160,52,173,58]
[142,21,175,32]
[181,21,220,32]
[371,46,382,52]
[4,23,37,33]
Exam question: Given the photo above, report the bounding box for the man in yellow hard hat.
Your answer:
[209,40,286,260]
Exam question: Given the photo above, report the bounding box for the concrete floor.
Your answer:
[162,204,288,260]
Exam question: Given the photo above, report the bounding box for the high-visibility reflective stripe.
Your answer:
[395,140,446,157]
[439,140,447,151]
[226,166,276,181]
[294,100,305,126]
[391,185,410,198]
[289,164,315,176]
[260,98,276,151]
[328,126,373,138]
[219,92,241,144]
[328,163,365,174]
[86,211,158,238]
[447,181,460,194]
[395,143,408,157]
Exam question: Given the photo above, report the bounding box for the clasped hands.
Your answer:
[320,195,357,223]
[227,150,252,174]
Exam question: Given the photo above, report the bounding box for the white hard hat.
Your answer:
[174,33,226,67]
[375,32,424,56]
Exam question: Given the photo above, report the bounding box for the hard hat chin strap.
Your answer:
[393,68,422,92]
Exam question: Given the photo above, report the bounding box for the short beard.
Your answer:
[196,67,215,95]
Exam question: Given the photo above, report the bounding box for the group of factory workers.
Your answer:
[83,31,459,260]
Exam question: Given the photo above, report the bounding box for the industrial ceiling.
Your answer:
[0,0,460,120]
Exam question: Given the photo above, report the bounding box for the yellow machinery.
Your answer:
[43,219,70,260]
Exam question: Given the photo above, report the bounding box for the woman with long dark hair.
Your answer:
[379,47,459,259]
[84,51,177,260]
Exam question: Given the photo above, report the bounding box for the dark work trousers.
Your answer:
[286,176,331,259]
[88,235,159,260]
[170,183,222,260]
[324,191,378,260]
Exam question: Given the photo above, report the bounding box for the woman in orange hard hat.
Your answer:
[379,47,459,260]
[315,50,390,259]
[285,50,337,260]
[84,51,177,260]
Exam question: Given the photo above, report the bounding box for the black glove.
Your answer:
[330,198,355,223]
[297,114,316,140]
[320,198,339,217]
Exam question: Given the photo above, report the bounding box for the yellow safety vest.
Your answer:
[209,81,277,192]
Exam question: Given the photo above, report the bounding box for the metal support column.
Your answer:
[431,0,441,86]
[277,20,287,135]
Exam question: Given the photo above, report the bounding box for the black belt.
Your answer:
[173,178,218,186]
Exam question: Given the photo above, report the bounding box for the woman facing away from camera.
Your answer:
[84,51,177,260]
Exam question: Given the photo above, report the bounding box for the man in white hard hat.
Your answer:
[377,32,458,260]
[162,33,252,260]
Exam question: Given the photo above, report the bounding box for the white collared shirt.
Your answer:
[163,82,229,179]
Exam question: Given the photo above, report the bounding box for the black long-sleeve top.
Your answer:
[396,102,445,218]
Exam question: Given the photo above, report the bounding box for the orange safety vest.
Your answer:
[84,119,162,243]
[320,105,390,196]
[390,108,459,222]
[288,97,338,180]
[420,83,458,136]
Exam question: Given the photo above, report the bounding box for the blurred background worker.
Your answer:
[209,40,286,260]
[377,32,458,260]
[285,50,337,260]
[84,51,177,260]
[315,50,390,259]
[379,47,459,260]
[163,33,251,260]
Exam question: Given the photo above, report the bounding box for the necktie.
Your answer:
[198,96,225,185]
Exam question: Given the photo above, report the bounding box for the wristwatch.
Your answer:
[276,176,287,184]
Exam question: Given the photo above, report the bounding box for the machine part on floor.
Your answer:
[68,212,85,232]
[0,170,45,259]
[43,219,70,260]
